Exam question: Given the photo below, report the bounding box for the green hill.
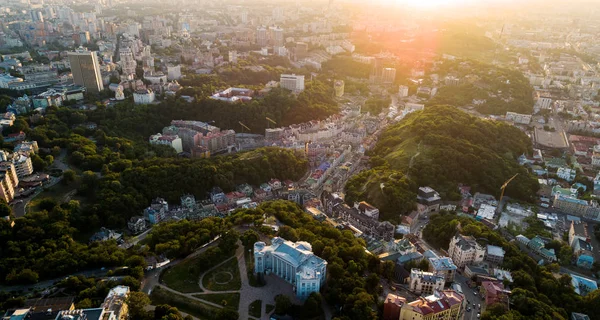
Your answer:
[345,105,539,221]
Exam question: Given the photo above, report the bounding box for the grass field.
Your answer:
[150,286,219,320]
[249,300,262,318]
[202,257,241,291]
[265,304,275,314]
[193,293,240,309]
[161,256,204,293]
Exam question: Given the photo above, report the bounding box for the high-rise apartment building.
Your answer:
[256,26,268,47]
[270,26,284,47]
[0,162,18,203]
[68,49,104,93]
[119,48,137,79]
[382,68,396,84]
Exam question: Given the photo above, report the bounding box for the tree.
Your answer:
[45,155,54,166]
[0,201,11,217]
[153,305,181,320]
[32,154,47,171]
[275,294,292,315]
[127,292,151,320]
[218,230,239,254]
[278,225,299,242]
[62,169,77,185]
[240,230,260,248]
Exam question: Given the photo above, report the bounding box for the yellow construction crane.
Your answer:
[266,117,277,128]
[238,121,251,133]
[499,173,519,203]
[305,140,312,156]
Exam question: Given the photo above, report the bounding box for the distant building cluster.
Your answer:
[149,120,236,157]
[3,286,130,320]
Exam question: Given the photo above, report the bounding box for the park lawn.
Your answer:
[27,180,82,214]
[150,286,219,320]
[249,299,262,318]
[161,256,203,293]
[265,304,275,314]
[202,257,242,291]
[193,293,240,309]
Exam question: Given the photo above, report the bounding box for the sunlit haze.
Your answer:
[1,0,600,319]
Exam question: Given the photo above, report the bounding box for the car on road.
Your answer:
[477,313,480,318]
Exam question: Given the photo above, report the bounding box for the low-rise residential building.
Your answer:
[90,227,122,242]
[573,239,594,269]
[409,268,445,295]
[505,112,532,124]
[572,313,591,320]
[553,194,589,216]
[417,186,441,212]
[399,290,464,320]
[383,293,407,320]
[486,245,506,265]
[527,236,558,262]
[254,237,327,299]
[428,253,457,282]
[14,141,38,156]
[101,286,129,320]
[127,216,146,234]
[569,221,591,248]
[480,281,510,312]
[448,234,485,269]
[209,87,253,103]
[133,89,155,104]
[571,274,598,296]
[557,167,577,181]
[149,133,183,153]
[464,264,489,279]
[144,197,169,225]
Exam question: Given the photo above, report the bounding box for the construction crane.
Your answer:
[266,117,277,128]
[499,173,519,203]
[238,121,251,133]
[305,140,312,157]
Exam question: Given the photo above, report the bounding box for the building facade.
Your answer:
[399,290,464,320]
[448,234,485,269]
[280,74,305,93]
[409,268,445,295]
[254,237,327,299]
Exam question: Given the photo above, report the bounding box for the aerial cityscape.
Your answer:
[0,0,600,319]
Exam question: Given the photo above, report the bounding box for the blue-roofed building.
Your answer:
[527,236,545,251]
[574,239,594,269]
[428,255,457,282]
[572,312,591,320]
[527,236,557,262]
[254,237,327,299]
[397,251,424,265]
[570,274,598,296]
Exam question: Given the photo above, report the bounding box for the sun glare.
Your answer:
[381,0,473,9]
